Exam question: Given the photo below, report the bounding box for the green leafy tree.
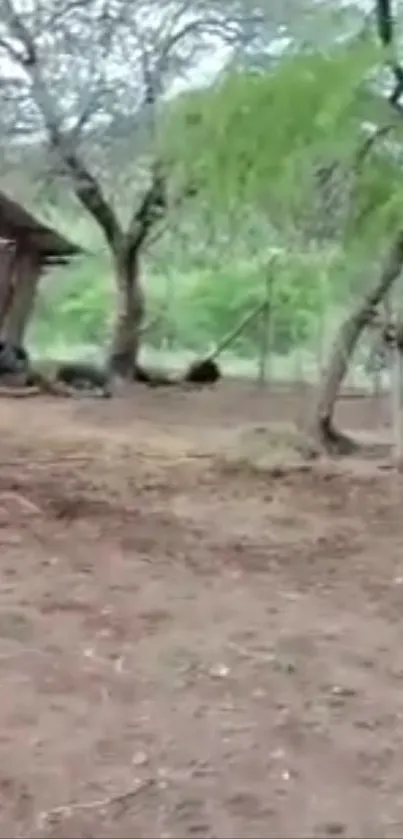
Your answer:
[164,31,403,449]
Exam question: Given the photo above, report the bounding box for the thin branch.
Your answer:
[51,143,122,247]
[145,181,197,251]
[130,18,158,109]
[156,15,237,77]
[126,162,166,258]
[66,3,119,140]
[0,35,26,63]
[354,123,393,168]
[47,0,94,29]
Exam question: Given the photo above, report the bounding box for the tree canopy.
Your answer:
[165,37,403,254]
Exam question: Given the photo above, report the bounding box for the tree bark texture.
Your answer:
[0,240,17,329]
[312,230,403,453]
[108,248,145,377]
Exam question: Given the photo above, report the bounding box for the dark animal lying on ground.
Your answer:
[55,361,112,397]
[0,343,222,396]
[183,358,221,385]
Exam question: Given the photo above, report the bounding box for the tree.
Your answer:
[310,0,403,452]
[165,2,403,451]
[0,0,254,378]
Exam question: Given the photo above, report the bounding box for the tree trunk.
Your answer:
[108,248,145,379]
[311,231,403,453]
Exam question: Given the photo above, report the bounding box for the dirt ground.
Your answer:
[1,380,403,838]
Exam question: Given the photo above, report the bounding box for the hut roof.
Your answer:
[0,190,82,264]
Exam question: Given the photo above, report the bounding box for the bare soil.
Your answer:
[0,380,403,838]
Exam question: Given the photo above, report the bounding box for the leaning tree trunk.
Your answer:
[311,230,403,453]
[108,248,145,379]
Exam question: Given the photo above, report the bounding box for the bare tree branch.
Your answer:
[1,0,121,248]
[125,163,167,258]
[0,0,253,259]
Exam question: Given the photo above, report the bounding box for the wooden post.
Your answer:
[316,257,333,379]
[3,246,42,345]
[162,270,175,352]
[257,300,268,384]
[257,264,275,386]
[0,238,17,329]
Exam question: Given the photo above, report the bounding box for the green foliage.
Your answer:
[29,251,329,360]
[352,149,403,243]
[30,255,114,352]
[165,42,379,216]
[172,258,322,355]
[164,39,403,255]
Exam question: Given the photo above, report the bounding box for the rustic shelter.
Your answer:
[0,190,82,345]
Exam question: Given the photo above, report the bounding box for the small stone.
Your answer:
[209,663,229,678]
[354,718,376,730]
[114,656,125,673]
[271,748,285,760]
[132,750,148,766]
[330,685,357,697]
[253,688,266,698]
[328,696,346,708]
[323,821,346,835]
[0,532,22,545]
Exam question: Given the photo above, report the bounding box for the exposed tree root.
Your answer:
[302,415,394,463]
[312,415,359,456]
